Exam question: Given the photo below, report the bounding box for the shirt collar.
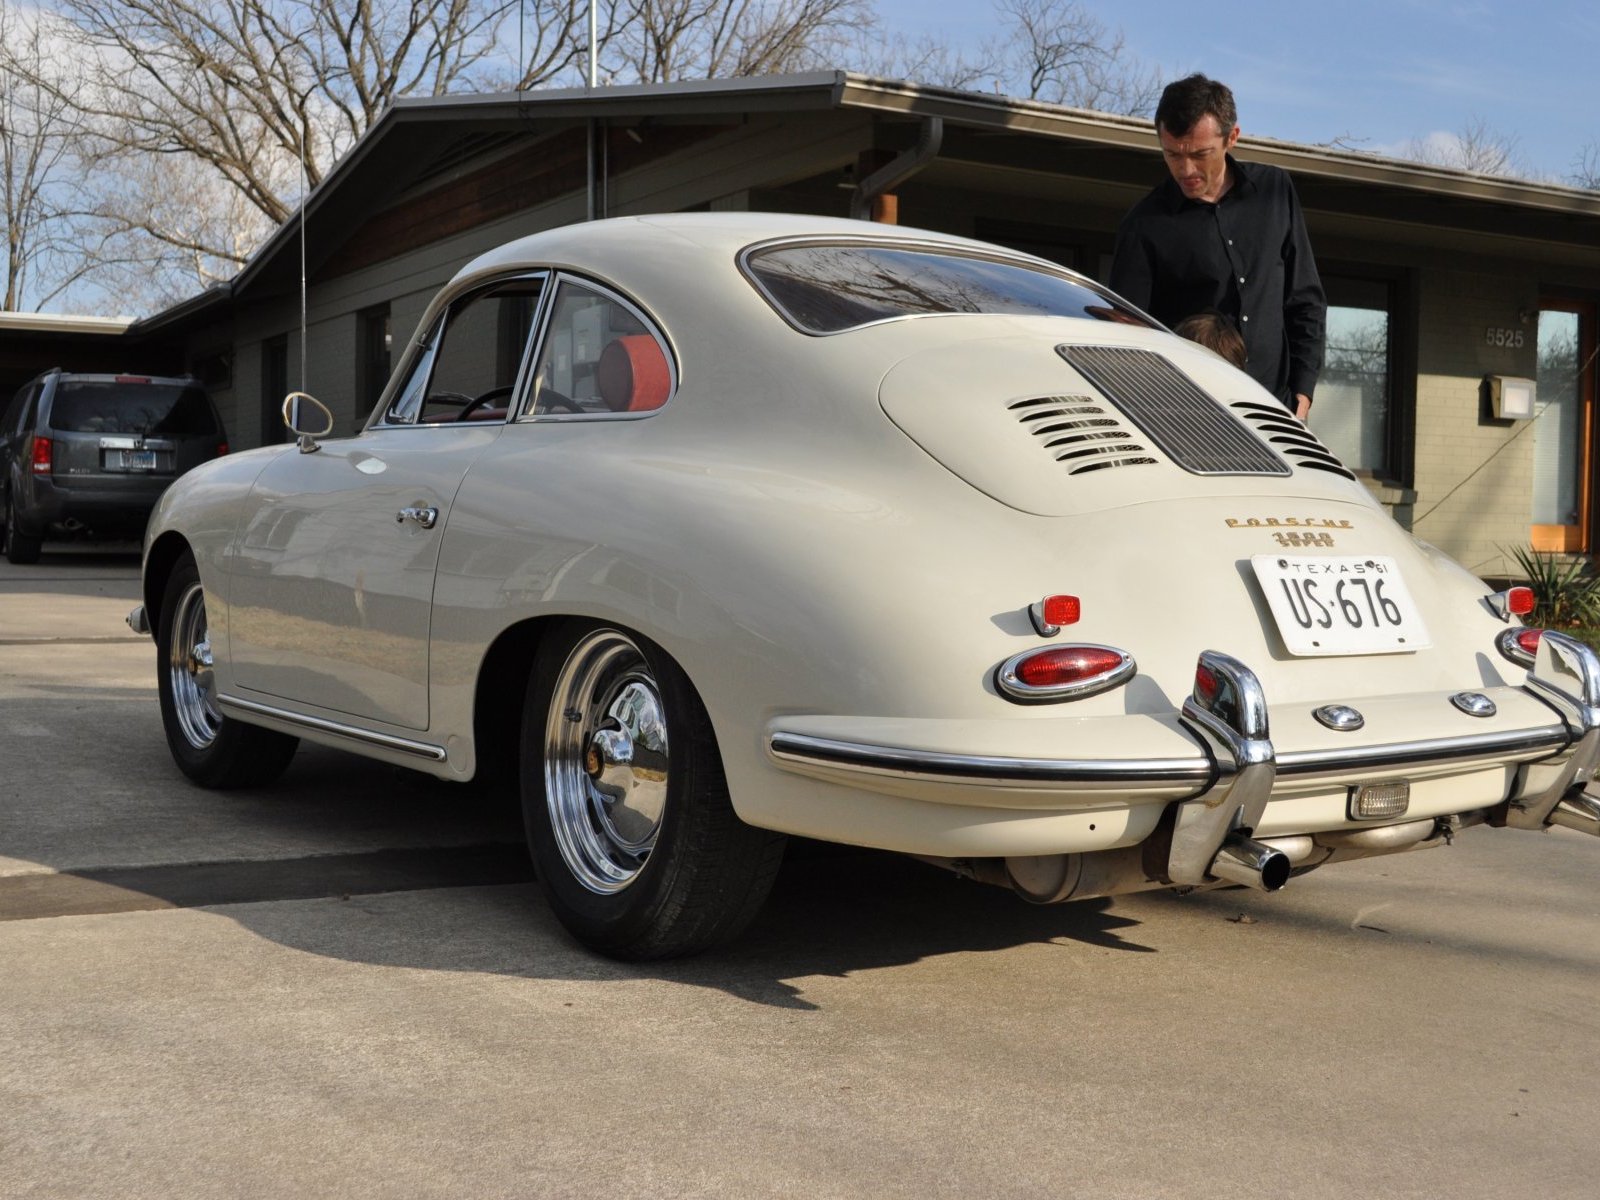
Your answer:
[1159,154,1255,212]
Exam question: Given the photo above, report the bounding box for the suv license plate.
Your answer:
[1251,554,1431,656]
[118,450,158,470]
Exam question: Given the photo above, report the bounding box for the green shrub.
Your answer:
[1506,546,1600,629]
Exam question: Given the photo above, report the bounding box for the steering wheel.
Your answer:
[536,387,582,415]
[456,385,515,421]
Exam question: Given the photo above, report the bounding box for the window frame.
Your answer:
[375,271,551,430]
[1316,264,1417,487]
[513,271,678,423]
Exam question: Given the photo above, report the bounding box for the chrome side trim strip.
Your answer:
[218,694,449,762]
[767,731,1214,788]
[1275,725,1570,775]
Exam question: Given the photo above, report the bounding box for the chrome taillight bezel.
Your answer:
[995,643,1136,703]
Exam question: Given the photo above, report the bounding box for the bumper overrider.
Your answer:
[766,632,1600,892]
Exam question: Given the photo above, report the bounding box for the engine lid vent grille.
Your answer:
[1056,345,1290,477]
[1008,395,1157,475]
[1229,400,1358,481]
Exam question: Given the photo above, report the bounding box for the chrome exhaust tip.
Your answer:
[1209,833,1292,892]
[1548,790,1600,837]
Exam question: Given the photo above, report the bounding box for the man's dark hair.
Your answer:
[1154,74,1237,137]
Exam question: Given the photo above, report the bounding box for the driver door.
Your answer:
[226,273,547,731]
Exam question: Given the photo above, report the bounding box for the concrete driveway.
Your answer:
[3,546,1598,1199]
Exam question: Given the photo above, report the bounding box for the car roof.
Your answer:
[451,213,1064,294]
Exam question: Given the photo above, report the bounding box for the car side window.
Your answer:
[4,383,39,439]
[384,274,545,426]
[528,279,673,416]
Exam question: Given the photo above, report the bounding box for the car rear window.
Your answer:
[743,242,1155,334]
[49,380,219,435]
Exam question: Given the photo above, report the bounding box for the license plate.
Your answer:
[117,450,158,470]
[1251,554,1431,656]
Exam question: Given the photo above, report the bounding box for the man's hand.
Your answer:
[1294,393,1312,421]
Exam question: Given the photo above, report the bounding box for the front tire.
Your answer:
[521,622,784,959]
[156,551,299,788]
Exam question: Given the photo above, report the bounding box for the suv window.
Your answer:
[49,379,219,436]
[743,242,1154,335]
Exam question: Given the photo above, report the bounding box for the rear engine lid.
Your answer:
[879,327,1367,516]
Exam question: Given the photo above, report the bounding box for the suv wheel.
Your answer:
[2,496,42,564]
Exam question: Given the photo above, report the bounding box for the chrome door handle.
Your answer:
[396,505,439,529]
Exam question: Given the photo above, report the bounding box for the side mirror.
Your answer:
[281,391,334,453]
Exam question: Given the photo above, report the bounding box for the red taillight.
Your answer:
[30,435,52,475]
[1015,646,1122,687]
[1506,586,1535,616]
[217,442,229,457]
[115,375,151,384]
[998,643,1134,701]
[1194,664,1219,707]
[1495,626,1545,666]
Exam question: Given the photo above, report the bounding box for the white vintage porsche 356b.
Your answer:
[131,213,1600,958]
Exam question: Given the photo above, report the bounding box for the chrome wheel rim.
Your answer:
[169,580,222,749]
[544,630,670,895]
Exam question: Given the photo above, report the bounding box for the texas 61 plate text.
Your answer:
[1250,554,1432,657]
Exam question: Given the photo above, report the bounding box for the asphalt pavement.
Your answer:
[3,543,1599,1199]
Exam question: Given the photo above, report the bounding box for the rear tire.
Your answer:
[156,551,299,788]
[3,496,42,564]
[521,621,784,959]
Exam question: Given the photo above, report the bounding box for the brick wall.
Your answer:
[1409,268,1541,578]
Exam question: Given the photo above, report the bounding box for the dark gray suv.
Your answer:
[0,370,227,563]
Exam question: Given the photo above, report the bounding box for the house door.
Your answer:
[1531,301,1597,553]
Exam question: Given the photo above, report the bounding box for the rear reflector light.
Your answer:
[217,443,229,457]
[997,643,1135,702]
[1489,586,1537,618]
[1496,626,1544,666]
[1029,594,1081,636]
[1194,664,1219,707]
[30,436,52,475]
[115,375,151,383]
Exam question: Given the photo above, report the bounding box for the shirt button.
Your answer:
[1228,239,1234,245]
[1239,276,1246,283]
[1242,315,1250,322]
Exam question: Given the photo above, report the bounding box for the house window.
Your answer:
[1310,275,1395,476]
[358,305,392,414]
[1530,300,1596,553]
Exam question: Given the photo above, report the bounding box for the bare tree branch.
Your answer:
[1401,115,1527,177]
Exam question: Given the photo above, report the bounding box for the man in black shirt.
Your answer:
[1110,74,1326,418]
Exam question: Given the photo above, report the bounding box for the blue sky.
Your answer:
[872,0,1598,182]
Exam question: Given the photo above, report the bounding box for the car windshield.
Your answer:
[743,242,1154,334]
[50,380,218,436]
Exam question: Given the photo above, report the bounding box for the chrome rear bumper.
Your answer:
[766,633,1600,879]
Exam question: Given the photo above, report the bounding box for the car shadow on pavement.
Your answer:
[202,840,1159,1011]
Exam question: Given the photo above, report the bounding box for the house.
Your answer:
[5,72,1598,577]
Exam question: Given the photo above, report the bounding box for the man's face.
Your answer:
[1158,114,1240,203]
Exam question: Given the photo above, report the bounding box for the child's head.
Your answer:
[1174,310,1247,368]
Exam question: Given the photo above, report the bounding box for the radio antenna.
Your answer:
[299,120,309,394]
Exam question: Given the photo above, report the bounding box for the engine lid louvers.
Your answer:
[1228,400,1358,481]
[1008,395,1157,476]
[1056,345,1291,477]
